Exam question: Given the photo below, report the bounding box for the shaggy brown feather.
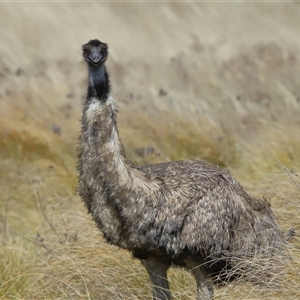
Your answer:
[77,39,285,300]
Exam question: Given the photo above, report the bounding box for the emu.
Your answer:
[77,39,284,300]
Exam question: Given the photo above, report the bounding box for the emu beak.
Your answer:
[86,51,106,66]
[87,54,104,66]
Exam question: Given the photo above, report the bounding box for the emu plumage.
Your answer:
[77,39,284,300]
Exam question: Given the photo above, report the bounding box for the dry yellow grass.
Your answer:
[1,3,300,300]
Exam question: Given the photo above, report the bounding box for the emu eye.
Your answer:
[101,48,107,55]
[83,49,90,56]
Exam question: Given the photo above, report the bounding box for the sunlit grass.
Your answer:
[1,73,299,300]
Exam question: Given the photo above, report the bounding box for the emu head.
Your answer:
[82,39,108,66]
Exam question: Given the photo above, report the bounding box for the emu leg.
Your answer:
[142,258,171,300]
[190,265,213,300]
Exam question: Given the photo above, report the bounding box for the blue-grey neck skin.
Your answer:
[87,63,110,101]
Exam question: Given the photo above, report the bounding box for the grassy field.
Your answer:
[0,2,300,299]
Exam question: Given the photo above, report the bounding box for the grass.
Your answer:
[1,2,300,300]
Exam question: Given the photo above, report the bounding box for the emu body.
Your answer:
[77,39,284,300]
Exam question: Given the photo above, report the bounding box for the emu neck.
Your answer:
[78,62,156,215]
[83,62,135,190]
[87,63,110,100]
[79,95,145,211]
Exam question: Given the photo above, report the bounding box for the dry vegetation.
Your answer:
[0,2,300,300]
